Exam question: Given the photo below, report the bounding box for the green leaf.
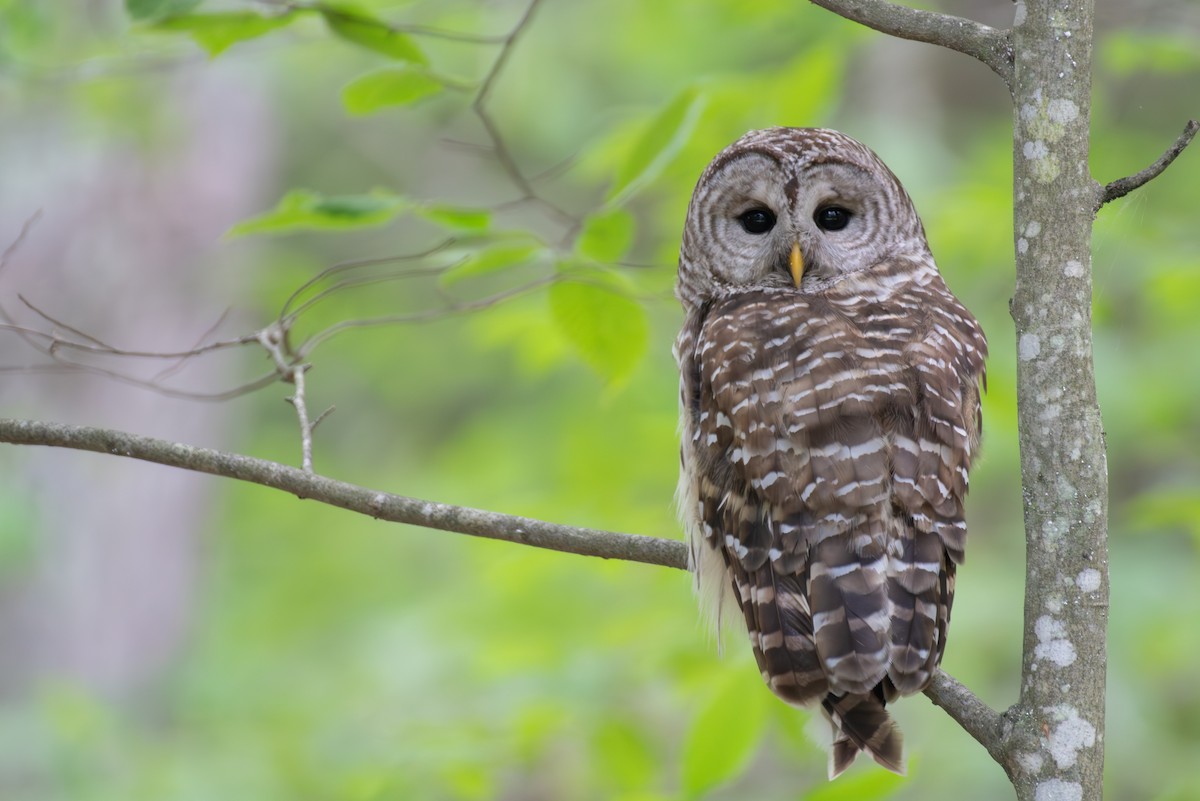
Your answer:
[342,68,442,115]
[548,268,648,384]
[227,189,410,237]
[418,205,491,232]
[591,718,657,792]
[151,11,297,57]
[321,7,427,64]
[441,240,543,285]
[679,671,769,798]
[801,759,908,801]
[607,87,705,204]
[125,0,201,22]
[575,207,636,263]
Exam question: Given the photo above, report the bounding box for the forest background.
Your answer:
[0,1,1197,799]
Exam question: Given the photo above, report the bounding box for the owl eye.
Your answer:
[737,208,776,234]
[814,206,852,231]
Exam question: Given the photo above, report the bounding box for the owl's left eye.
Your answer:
[737,208,776,234]
[815,206,852,231]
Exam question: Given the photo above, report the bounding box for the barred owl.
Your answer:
[674,128,987,778]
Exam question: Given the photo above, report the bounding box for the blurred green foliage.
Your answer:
[1,0,1199,800]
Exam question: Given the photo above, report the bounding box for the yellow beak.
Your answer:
[789,242,805,287]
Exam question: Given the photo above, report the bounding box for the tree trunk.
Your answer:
[1006,1,1109,799]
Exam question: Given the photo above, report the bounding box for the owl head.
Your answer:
[677,127,930,308]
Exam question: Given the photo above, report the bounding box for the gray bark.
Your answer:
[1005,2,1109,800]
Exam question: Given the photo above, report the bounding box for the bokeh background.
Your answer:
[1,1,1198,799]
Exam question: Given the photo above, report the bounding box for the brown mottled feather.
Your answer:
[678,264,985,776]
[676,128,986,778]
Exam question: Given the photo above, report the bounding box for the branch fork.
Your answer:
[256,322,333,472]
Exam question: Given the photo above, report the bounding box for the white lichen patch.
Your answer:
[1019,333,1042,361]
[1024,140,1050,159]
[1017,751,1045,774]
[1045,705,1097,769]
[1042,518,1067,543]
[1018,237,1029,254]
[1033,156,1062,183]
[1076,568,1101,593]
[1035,779,1083,801]
[1034,614,1077,667]
[1047,98,1079,125]
[1056,474,1077,501]
[1064,259,1084,277]
[1024,221,1042,238]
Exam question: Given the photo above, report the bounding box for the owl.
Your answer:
[674,128,987,778]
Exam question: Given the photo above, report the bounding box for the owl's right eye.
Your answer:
[737,208,776,234]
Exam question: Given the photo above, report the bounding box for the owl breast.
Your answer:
[675,259,986,777]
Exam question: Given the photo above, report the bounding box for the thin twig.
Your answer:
[256,324,319,471]
[0,212,42,279]
[287,364,317,472]
[808,0,1013,85]
[1096,119,1199,212]
[0,359,280,401]
[19,294,120,350]
[0,321,256,360]
[469,0,578,229]
[294,274,558,359]
[152,307,234,382]
[279,240,458,320]
[281,264,453,326]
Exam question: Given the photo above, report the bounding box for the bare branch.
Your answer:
[808,0,1013,85]
[255,324,322,471]
[278,240,459,320]
[0,212,42,279]
[0,417,687,569]
[19,294,121,349]
[923,671,1007,765]
[285,364,317,472]
[152,307,234,382]
[293,274,558,359]
[1096,119,1199,211]
[469,0,578,229]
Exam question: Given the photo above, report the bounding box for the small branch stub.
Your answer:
[1097,119,1199,211]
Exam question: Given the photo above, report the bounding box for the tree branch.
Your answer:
[807,0,1013,85]
[923,670,1007,766]
[0,414,1022,756]
[1096,119,1199,211]
[0,417,687,570]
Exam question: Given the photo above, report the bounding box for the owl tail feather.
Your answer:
[822,692,905,779]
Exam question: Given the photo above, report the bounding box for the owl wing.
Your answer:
[885,277,988,695]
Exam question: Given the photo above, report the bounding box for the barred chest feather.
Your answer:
[674,262,987,777]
